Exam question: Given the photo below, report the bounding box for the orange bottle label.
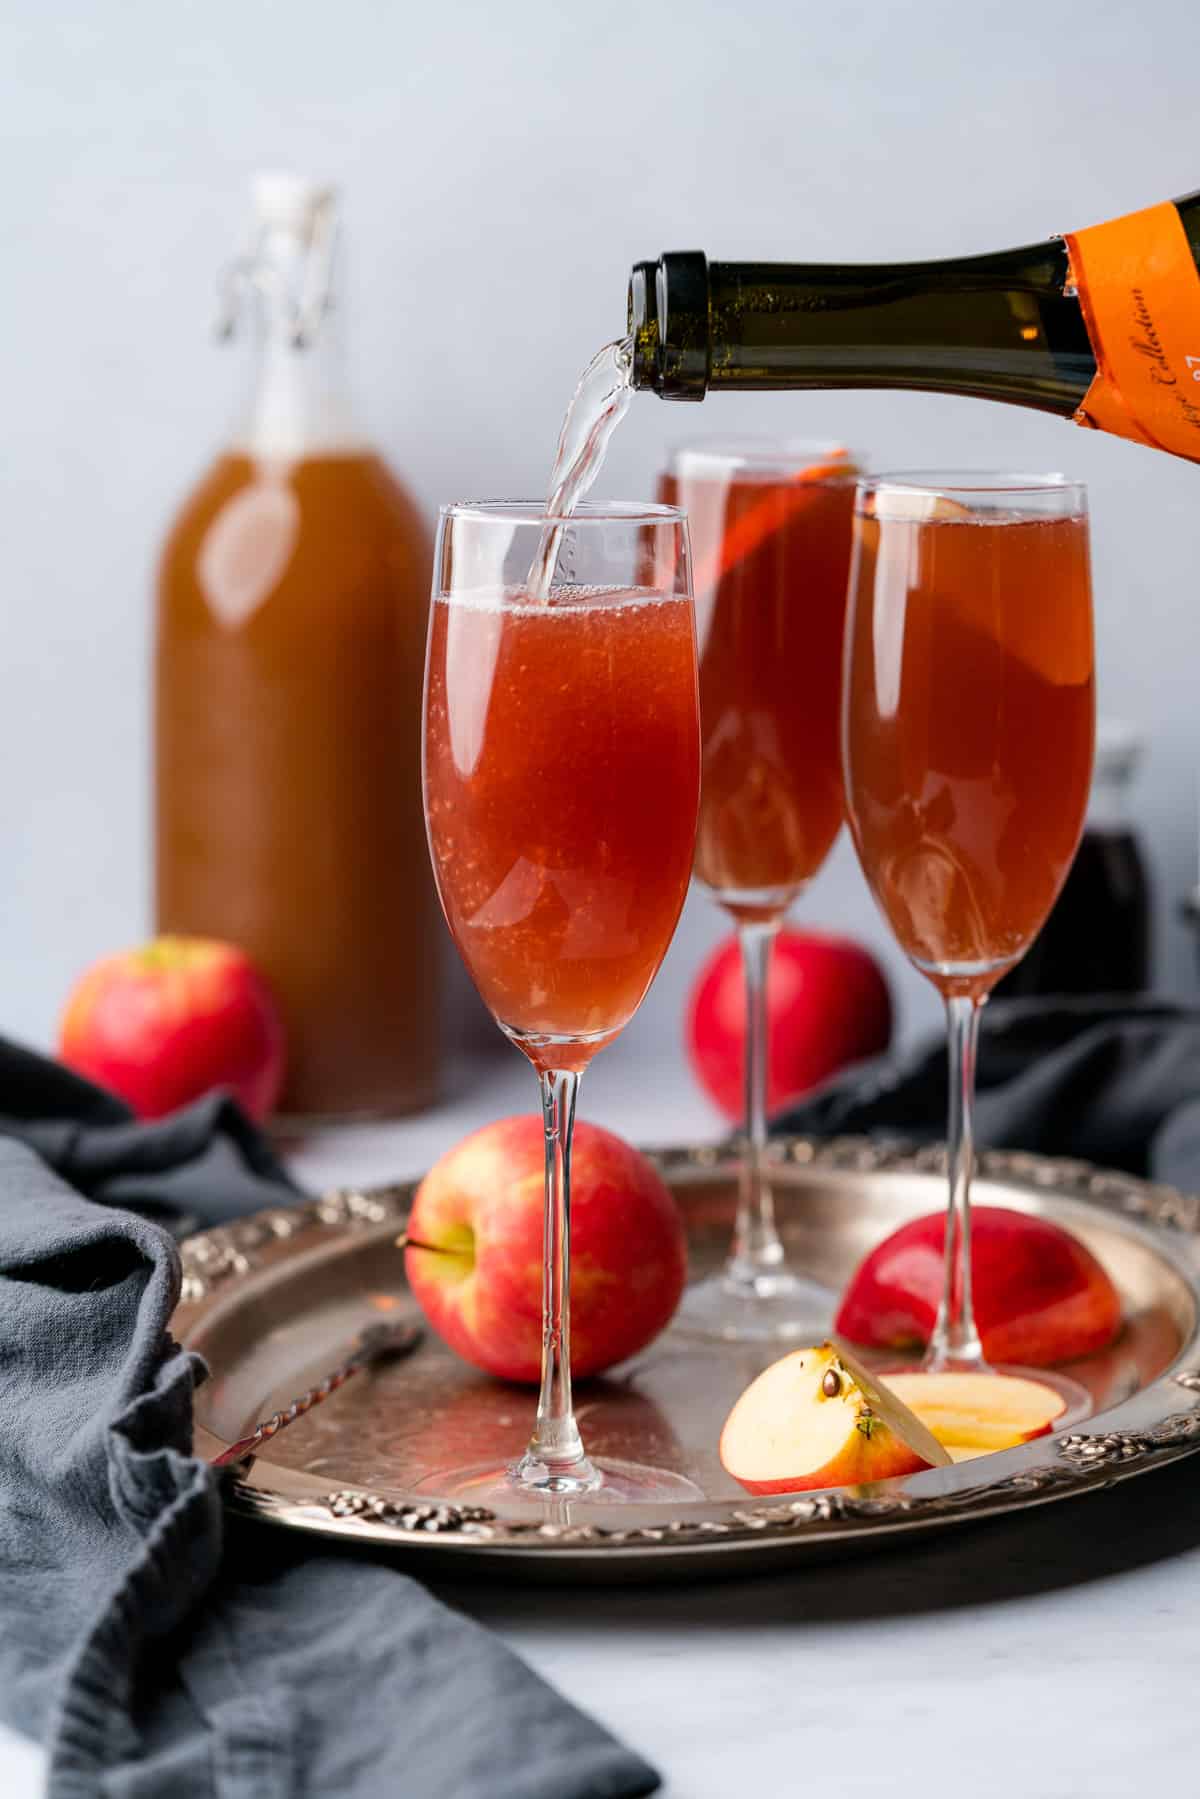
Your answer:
[1065,200,1200,462]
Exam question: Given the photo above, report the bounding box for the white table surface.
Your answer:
[5,1050,1200,1796]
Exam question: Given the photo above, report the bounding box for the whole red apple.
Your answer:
[404,1116,687,1382]
[835,1206,1122,1367]
[687,928,892,1123]
[59,936,286,1122]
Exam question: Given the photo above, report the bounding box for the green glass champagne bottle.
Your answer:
[629,190,1200,462]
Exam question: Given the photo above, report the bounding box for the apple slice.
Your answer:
[719,1341,951,1495]
[866,488,972,524]
[711,456,856,581]
[883,1371,1067,1452]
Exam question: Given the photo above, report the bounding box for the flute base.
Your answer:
[413,1457,704,1511]
[671,1265,835,1344]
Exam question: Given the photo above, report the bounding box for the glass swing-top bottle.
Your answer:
[155,173,442,1118]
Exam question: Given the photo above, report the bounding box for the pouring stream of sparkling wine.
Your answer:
[528,336,634,599]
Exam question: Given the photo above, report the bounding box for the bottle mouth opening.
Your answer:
[627,253,710,400]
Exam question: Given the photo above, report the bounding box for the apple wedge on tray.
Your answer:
[720,1342,1077,1495]
[884,1372,1067,1455]
[719,1342,952,1494]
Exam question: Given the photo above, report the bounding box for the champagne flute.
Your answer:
[841,472,1094,1377]
[659,439,860,1342]
[420,501,700,1503]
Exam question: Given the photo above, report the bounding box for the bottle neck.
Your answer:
[225,223,365,459]
[234,323,363,459]
[629,241,1096,414]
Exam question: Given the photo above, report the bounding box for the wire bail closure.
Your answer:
[214,187,338,352]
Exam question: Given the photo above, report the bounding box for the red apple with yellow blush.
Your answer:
[59,935,285,1121]
[404,1117,687,1382]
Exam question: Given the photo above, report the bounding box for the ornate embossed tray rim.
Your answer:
[176,1138,1200,1580]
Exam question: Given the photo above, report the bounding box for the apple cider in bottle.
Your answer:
[155,174,442,1117]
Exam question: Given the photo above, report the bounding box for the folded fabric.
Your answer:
[774,997,1200,1191]
[0,1038,659,1799]
[0,1035,298,1228]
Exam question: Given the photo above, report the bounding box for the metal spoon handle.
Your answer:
[211,1318,423,1469]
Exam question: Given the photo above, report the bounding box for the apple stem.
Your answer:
[395,1234,457,1256]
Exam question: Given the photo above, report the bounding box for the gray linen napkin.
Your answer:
[0,1035,300,1228]
[0,1047,659,1799]
[775,997,1200,1187]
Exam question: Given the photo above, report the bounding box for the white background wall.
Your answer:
[4,0,1199,1082]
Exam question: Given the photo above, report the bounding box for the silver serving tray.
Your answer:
[177,1138,1200,1581]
